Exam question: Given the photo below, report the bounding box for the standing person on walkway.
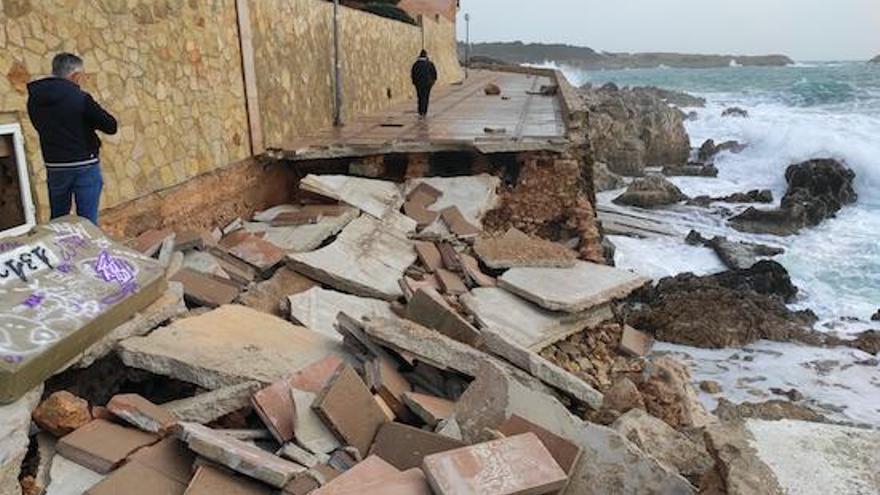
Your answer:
[411,49,438,120]
[27,53,117,225]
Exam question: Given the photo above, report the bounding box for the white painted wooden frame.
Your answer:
[0,123,37,238]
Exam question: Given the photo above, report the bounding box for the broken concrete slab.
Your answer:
[290,388,342,455]
[0,385,42,494]
[499,261,651,313]
[0,218,167,404]
[497,415,582,476]
[404,175,501,229]
[219,231,286,274]
[313,364,389,457]
[474,228,578,269]
[288,216,417,301]
[439,207,481,238]
[85,460,187,495]
[479,327,603,409]
[107,394,177,435]
[178,422,305,488]
[173,229,212,252]
[405,288,482,346]
[461,287,614,351]
[70,282,186,369]
[184,465,272,494]
[450,362,695,495]
[182,251,230,279]
[261,207,359,254]
[288,287,398,341]
[705,419,880,495]
[619,325,654,357]
[370,422,465,471]
[119,305,346,390]
[238,267,317,317]
[435,268,468,296]
[56,419,160,474]
[300,175,404,222]
[458,253,496,287]
[163,381,261,424]
[207,246,257,286]
[402,392,454,428]
[127,437,195,485]
[278,443,329,469]
[400,276,442,302]
[413,241,442,273]
[44,455,104,495]
[612,409,712,482]
[170,268,240,308]
[422,433,568,495]
[311,455,399,495]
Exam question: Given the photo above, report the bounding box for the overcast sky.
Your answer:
[457,0,879,61]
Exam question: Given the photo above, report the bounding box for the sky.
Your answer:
[456,0,879,61]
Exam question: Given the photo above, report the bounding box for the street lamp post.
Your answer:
[464,13,470,79]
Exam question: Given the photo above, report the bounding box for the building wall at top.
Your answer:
[250,0,464,149]
[0,0,251,218]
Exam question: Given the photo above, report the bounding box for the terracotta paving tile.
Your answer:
[459,253,496,287]
[57,419,160,474]
[440,207,481,238]
[252,380,296,444]
[404,201,440,230]
[288,355,346,394]
[107,393,177,436]
[435,268,468,296]
[127,437,195,485]
[370,423,465,471]
[436,243,462,272]
[183,465,272,495]
[402,392,455,428]
[406,287,482,346]
[406,183,443,206]
[219,231,286,273]
[313,364,389,457]
[170,268,240,308]
[413,241,443,273]
[364,356,412,419]
[360,468,432,495]
[312,456,399,495]
[133,229,176,257]
[497,415,582,474]
[86,460,186,495]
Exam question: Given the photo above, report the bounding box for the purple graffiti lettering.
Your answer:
[100,281,139,306]
[94,251,135,286]
[56,263,74,273]
[54,235,88,261]
[0,242,22,254]
[3,355,24,364]
[23,293,45,308]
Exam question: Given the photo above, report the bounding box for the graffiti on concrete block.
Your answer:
[0,243,59,284]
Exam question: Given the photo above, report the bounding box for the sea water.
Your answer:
[553,62,880,426]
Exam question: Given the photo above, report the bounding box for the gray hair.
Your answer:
[51,53,84,78]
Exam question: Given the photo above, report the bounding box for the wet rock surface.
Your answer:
[662,163,719,177]
[731,158,857,235]
[686,231,784,270]
[697,139,747,162]
[687,189,773,207]
[714,398,828,423]
[722,106,749,118]
[613,175,688,208]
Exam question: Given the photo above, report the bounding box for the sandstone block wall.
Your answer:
[0,0,462,221]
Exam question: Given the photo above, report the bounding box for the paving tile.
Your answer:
[178,423,305,488]
[313,364,389,457]
[127,437,195,485]
[163,382,261,425]
[261,207,360,253]
[237,267,318,317]
[497,415,582,475]
[107,394,177,435]
[436,243,462,272]
[413,241,442,273]
[252,380,296,444]
[619,325,654,357]
[440,207,481,238]
[422,433,568,495]
[360,468,432,495]
[406,183,443,206]
[183,465,272,495]
[287,287,398,341]
[208,246,258,285]
[57,419,160,474]
[174,230,212,252]
[370,423,465,471]
[435,269,468,296]
[85,460,186,495]
[288,356,346,394]
[474,228,578,269]
[364,356,412,419]
[459,253,496,287]
[290,388,341,455]
[170,268,240,308]
[219,231,286,273]
[406,288,482,346]
[399,276,441,302]
[404,201,439,230]
[299,175,409,227]
[402,392,455,428]
[404,176,500,231]
[133,229,176,257]
[311,456,399,495]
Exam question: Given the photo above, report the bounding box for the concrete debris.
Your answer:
[313,363,390,457]
[311,455,398,495]
[260,207,359,253]
[402,392,455,428]
[439,206,481,238]
[370,422,466,471]
[119,305,345,390]
[184,465,272,494]
[0,217,166,404]
[173,229,213,252]
[207,246,258,285]
[404,175,501,231]
[126,437,195,485]
[178,422,305,488]
[43,454,104,495]
[461,287,614,351]
[278,443,329,469]
[413,241,443,273]
[435,268,468,295]
[84,460,187,495]
[496,415,582,476]
[238,267,317,317]
[498,261,651,313]
[163,381,261,425]
[0,386,42,493]
[405,288,483,346]
[131,229,175,257]
[32,390,92,437]
[219,230,286,274]
[458,253,496,287]
[170,267,240,308]
[56,419,160,474]
[182,251,231,279]
[300,175,415,231]
[288,287,398,341]
[422,433,568,495]
[106,393,177,436]
[288,216,417,300]
[290,387,342,455]
[474,228,578,269]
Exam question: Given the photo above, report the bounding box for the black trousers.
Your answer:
[416,85,433,115]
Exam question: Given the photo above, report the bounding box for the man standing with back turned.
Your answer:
[411,50,438,120]
[27,53,118,225]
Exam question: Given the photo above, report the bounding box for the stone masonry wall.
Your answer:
[250,0,464,148]
[0,0,462,222]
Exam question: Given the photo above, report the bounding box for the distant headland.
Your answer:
[870,55,880,64]
[461,41,794,69]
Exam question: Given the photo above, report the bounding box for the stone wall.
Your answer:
[250,0,464,149]
[0,0,462,222]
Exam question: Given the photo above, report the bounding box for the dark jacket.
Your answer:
[411,57,438,89]
[27,77,118,167]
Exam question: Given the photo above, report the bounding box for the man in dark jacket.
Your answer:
[27,53,118,225]
[411,50,438,119]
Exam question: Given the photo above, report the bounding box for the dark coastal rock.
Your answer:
[687,189,773,207]
[714,398,827,423]
[612,175,688,208]
[697,139,747,162]
[662,163,719,178]
[684,111,699,121]
[871,309,880,321]
[686,231,784,270]
[852,330,880,355]
[721,107,749,118]
[730,158,857,235]
[580,86,690,176]
[625,261,818,349]
[593,162,626,192]
[869,55,880,64]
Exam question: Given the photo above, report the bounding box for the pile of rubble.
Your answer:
[2,172,879,495]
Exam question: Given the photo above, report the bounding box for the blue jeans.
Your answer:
[47,163,104,225]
